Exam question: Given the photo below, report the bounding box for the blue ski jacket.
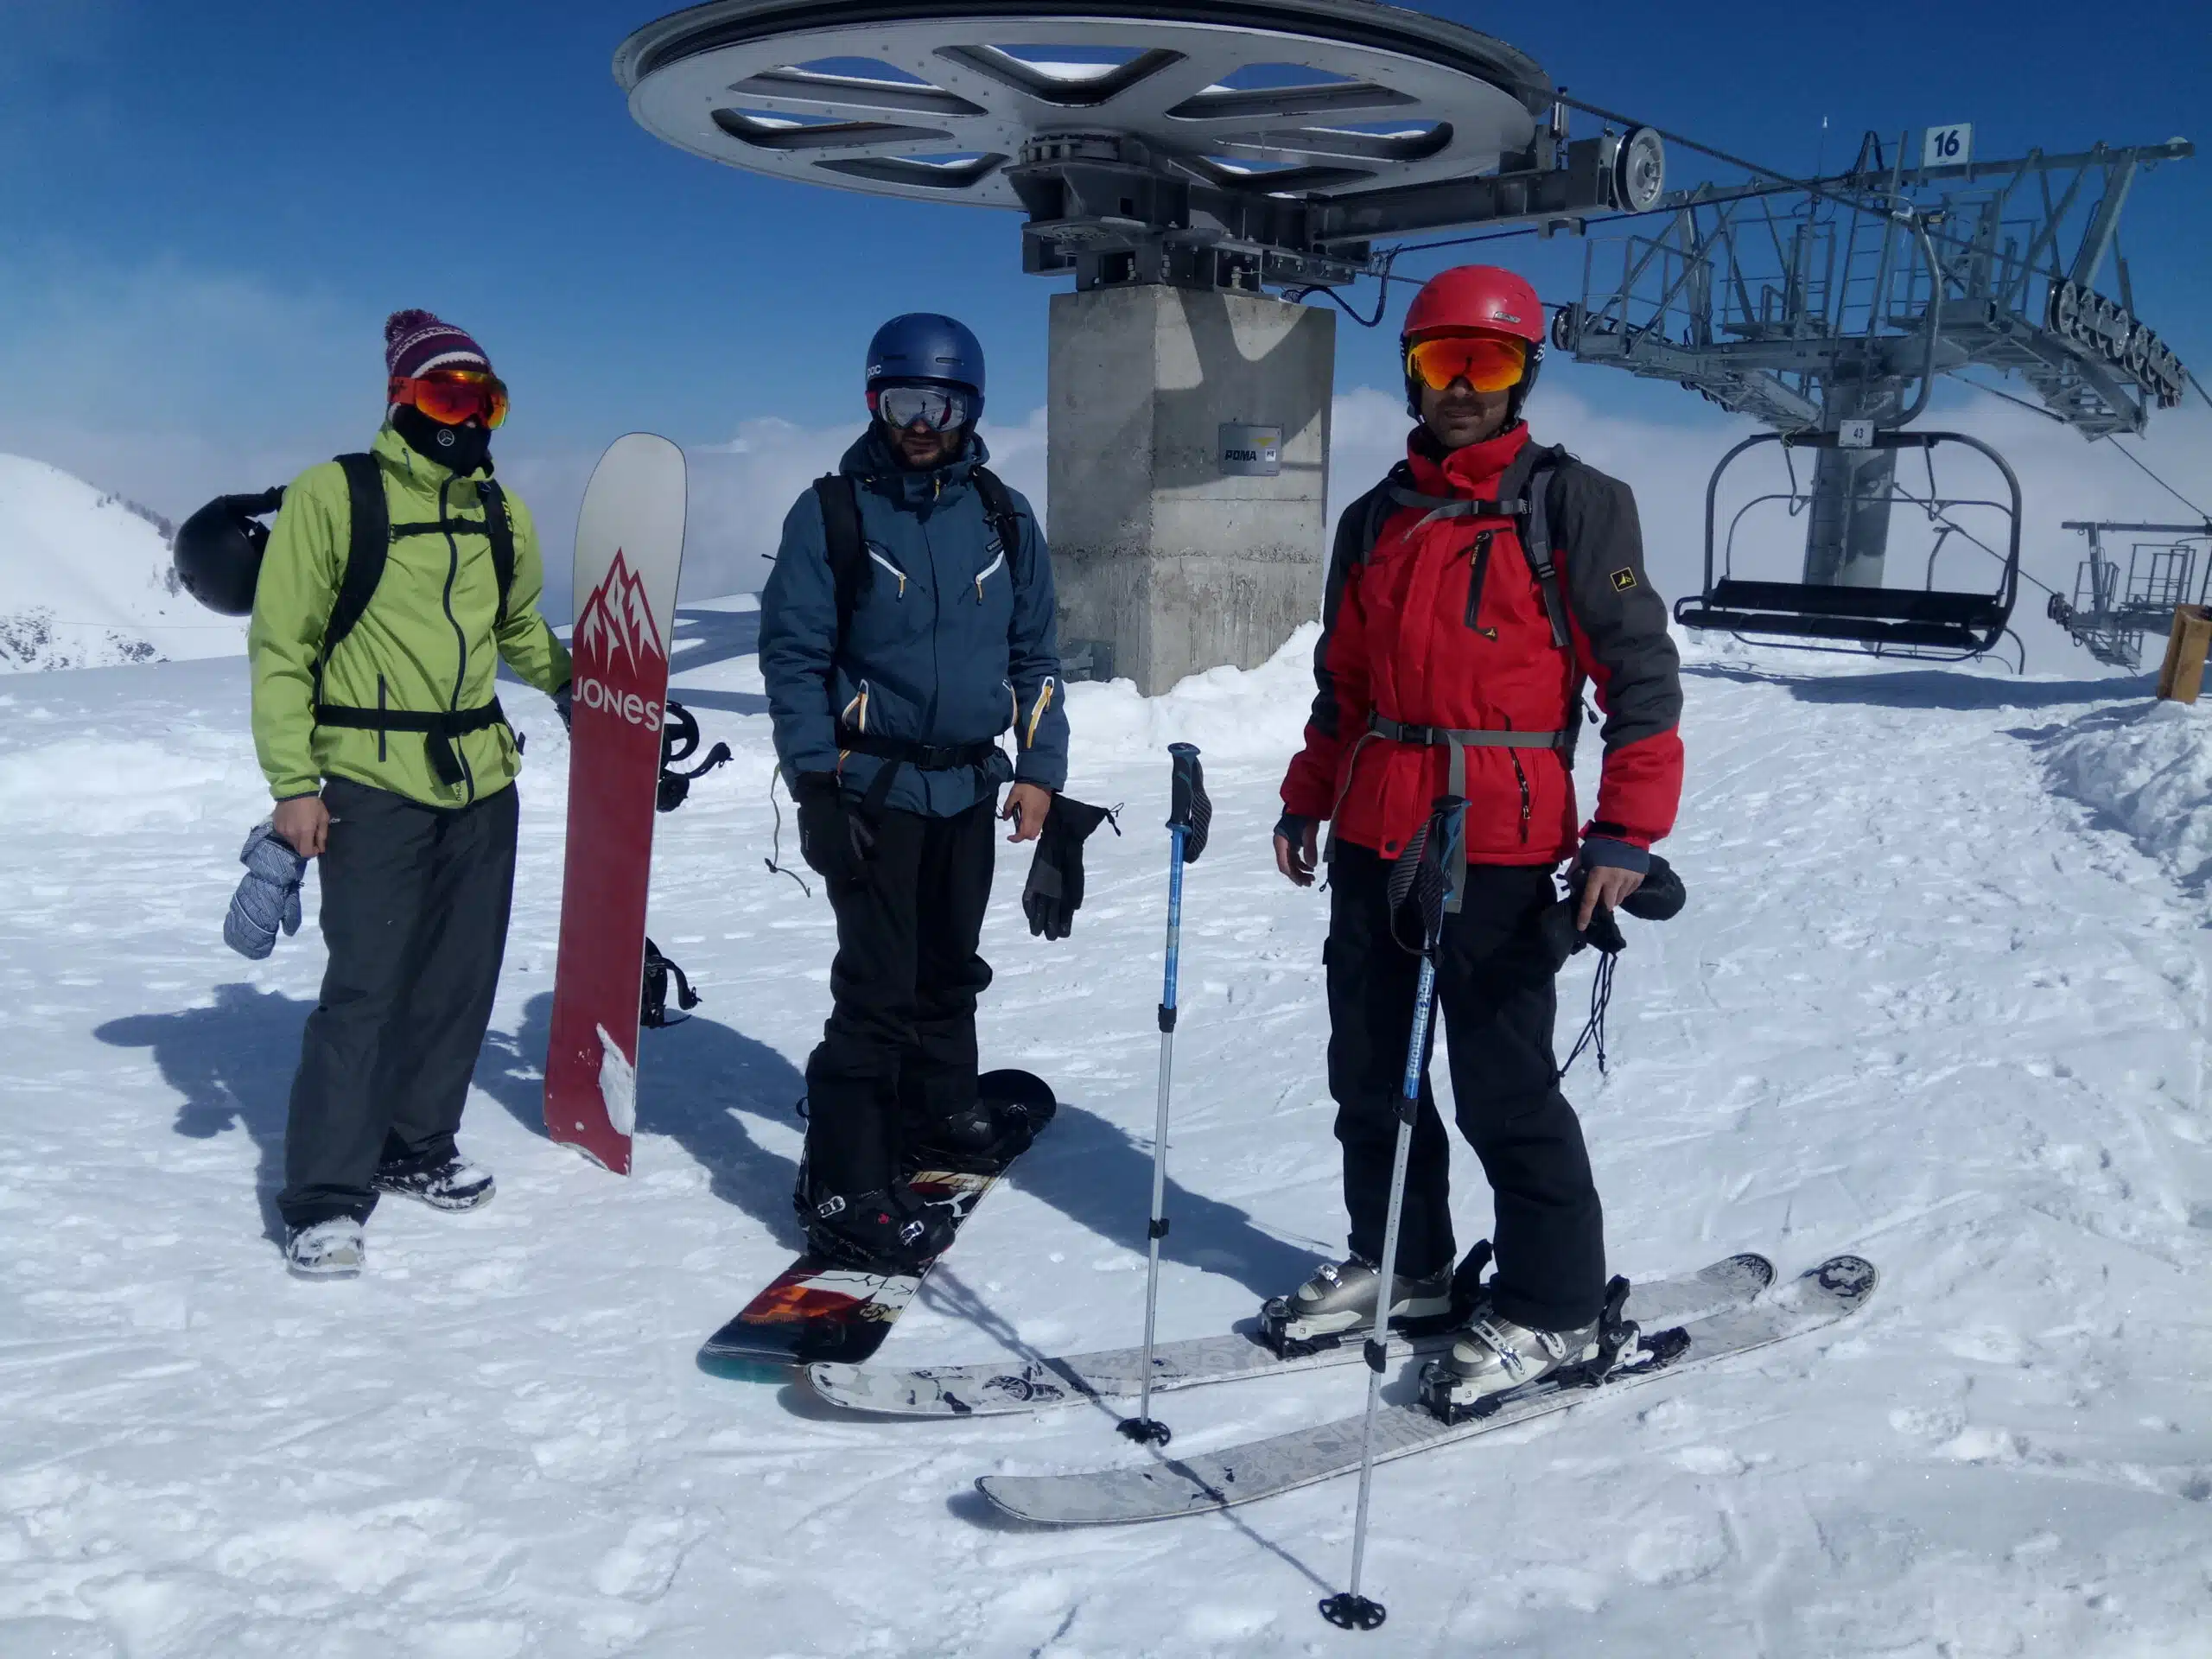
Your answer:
[760,429,1070,817]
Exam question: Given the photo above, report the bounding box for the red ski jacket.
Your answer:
[1281,423,1683,866]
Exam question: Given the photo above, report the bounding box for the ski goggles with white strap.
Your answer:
[869,382,977,432]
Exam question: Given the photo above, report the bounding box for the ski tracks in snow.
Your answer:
[0,634,2209,1655]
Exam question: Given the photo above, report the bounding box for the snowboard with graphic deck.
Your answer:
[544,434,686,1175]
[976,1254,1876,1525]
[810,1252,1775,1418]
[698,1070,1056,1372]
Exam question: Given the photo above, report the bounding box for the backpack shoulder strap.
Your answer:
[476,478,516,631]
[1351,461,1416,565]
[1502,445,1573,652]
[811,473,868,651]
[969,463,1028,558]
[322,452,390,670]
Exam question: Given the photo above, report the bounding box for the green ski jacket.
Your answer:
[249,423,571,807]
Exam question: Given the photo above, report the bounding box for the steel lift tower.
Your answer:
[1555,131,2195,658]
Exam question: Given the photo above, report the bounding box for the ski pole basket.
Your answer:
[1675,429,2024,661]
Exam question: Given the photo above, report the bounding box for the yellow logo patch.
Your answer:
[1610,567,1637,592]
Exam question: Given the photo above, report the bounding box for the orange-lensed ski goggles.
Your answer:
[1405,333,1529,393]
[388,369,510,429]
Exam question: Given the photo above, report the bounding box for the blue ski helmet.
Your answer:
[865,313,985,418]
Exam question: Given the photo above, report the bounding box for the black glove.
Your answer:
[794,772,874,887]
[553,681,573,733]
[1022,795,1120,940]
[1535,854,1683,973]
[1535,876,1626,974]
[1622,853,1685,921]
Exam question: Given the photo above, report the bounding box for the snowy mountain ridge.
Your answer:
[0,452,245,673]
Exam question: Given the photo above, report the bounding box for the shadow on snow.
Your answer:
[1683,659,2149,711]
[95,982,307,1243]
[97,980,1314,1300]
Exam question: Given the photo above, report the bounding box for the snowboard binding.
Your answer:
[901,1073,1058,1178]
[655,700,733,813]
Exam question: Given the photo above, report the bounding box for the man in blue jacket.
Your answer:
[760,314,1070,1270]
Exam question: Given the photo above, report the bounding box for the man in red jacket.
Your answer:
[1271,264,1683,1403]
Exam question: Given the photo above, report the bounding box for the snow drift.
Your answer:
[2044,696,2212,888]
[0,453,244,672]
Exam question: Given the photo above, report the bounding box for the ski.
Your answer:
[698,1071,1055,1371]
[809,1251,1774,1418]
[544,433,687,1174]
[974,1254,1875,1526]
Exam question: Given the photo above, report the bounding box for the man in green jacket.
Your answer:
[251,308,570,1278]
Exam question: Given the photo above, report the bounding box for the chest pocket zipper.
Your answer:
[867,545,907,599]
[1463,530,1497,639]
[973,547,1005,602]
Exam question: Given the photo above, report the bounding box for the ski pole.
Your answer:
[1320,793,1465,1634]
[1119,742,1211,1446]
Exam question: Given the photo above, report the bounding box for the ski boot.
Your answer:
[1257,1255,1455,1358]
[798,1171,957,1274]
[1418,1278,1640,1423]
[284,1217,365,1279]
[372,1147,495,1211]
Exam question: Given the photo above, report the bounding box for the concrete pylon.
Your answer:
[1047,285,1334,695]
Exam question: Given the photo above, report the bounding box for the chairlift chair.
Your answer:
[1675,429,2024,662]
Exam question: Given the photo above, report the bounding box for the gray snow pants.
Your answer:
[277,777,518,1229]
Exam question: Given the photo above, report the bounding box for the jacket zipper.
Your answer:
[868,546,908,598]
[1501,713,1532,844]
[1464,530,1497,639]
[1024,677,1056,747]
[437,474,477,804]
[973,548,1005,602]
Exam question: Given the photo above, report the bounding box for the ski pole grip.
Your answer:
[1166,742,1211,861]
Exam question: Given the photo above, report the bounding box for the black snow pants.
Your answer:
[1326,842,1605,1332]
[277,777,518,1229]
[805,798,995,1195]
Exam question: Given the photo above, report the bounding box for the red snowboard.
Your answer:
[543,434,686,1173]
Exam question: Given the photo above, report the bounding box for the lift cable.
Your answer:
[1888,484,2063,602]
[2098,435,2211,522]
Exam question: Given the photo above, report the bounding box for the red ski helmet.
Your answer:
[1401,264,1547,420]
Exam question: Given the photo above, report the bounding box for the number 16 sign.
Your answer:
[1923,123,1973,168]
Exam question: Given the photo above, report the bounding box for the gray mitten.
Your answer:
[224,820,307,960]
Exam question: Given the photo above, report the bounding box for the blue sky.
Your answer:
[2,0,2204,601]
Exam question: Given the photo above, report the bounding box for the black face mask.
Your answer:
[393,403,492,476]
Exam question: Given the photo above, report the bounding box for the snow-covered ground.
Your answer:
[0,454,243,674]
[3,612,2209,1657]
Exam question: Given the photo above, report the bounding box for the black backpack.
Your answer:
[321,453,516,673]
[810,465,1027,648]
[181,454,517,665]
[1342,445,1595,768]
[1347,446,1573,654]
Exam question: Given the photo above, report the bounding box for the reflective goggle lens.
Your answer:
[1405,334,1529,393]
[873,384,973,432]
[389,370,510,429]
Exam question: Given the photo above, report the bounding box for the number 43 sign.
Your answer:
[1923,123,1973,168]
